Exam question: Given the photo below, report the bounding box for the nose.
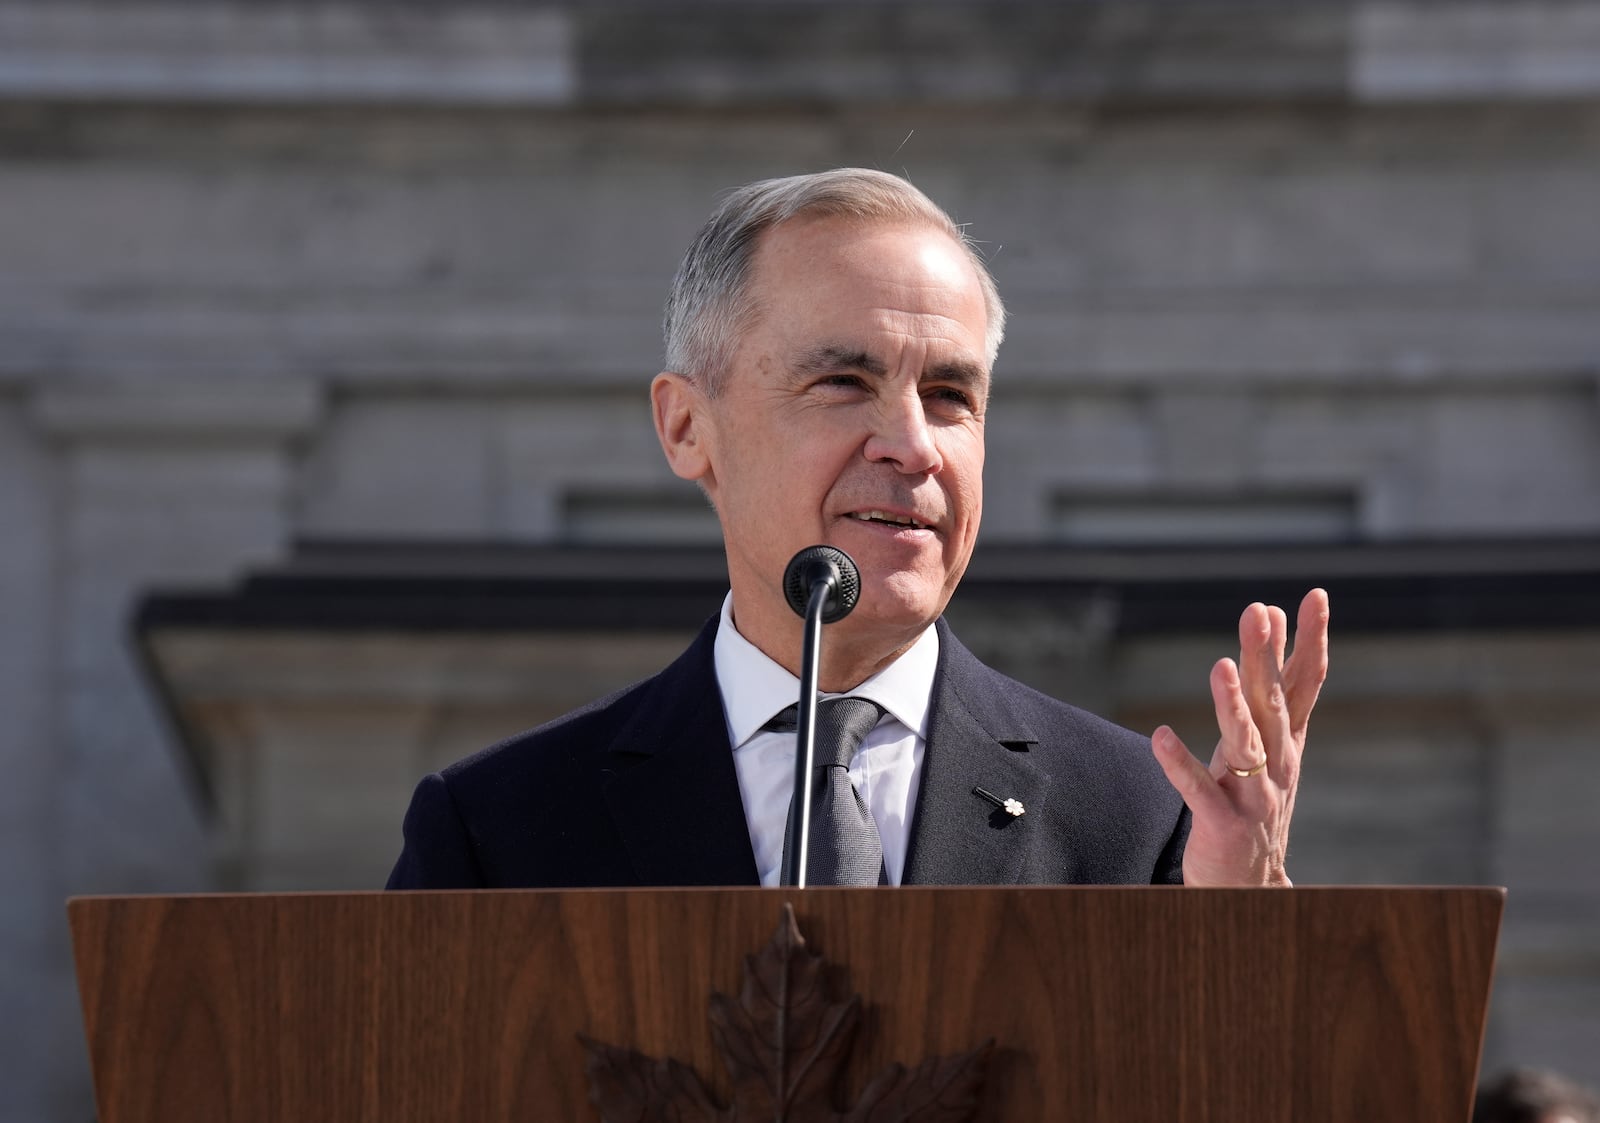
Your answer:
[862,387,942,475]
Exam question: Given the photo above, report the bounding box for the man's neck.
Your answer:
[814,638,920,693]
[728,598,925,693]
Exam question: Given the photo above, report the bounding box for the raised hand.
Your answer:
[1151,589,1330,887]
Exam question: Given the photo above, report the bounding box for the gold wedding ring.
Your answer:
[1227,760,1268,778]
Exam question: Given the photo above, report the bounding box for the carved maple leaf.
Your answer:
[581,904,992,1123]
[578,1042,722,1123]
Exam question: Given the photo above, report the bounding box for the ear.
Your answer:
[652,371,714,484]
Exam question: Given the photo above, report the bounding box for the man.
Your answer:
[387,168,1328,890]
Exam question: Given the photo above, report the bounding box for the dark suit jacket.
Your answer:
[386,615,1189,888]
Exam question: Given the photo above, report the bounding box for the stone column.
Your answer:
[24,377,321,1121]
[1482,683,1600,1081]
[0,385,64,1123]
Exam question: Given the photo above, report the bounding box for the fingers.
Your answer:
[1236,603,1292,765]
[1210,657,1267,776]
[1284,588,1330,733]
[1151,725,1231,820]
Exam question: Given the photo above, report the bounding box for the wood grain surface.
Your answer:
[69,886,1502,1122]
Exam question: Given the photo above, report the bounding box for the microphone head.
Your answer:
[783,545,861,624]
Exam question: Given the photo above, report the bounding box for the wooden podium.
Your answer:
[70,886,1502,1122]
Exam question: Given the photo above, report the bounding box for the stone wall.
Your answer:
[2,1,1599,1118]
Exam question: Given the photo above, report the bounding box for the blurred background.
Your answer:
[3,0,1600,1119]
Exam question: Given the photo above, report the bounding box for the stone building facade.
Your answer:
[3,1,1600,1119]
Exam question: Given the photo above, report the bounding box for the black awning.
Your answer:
[134,537,1600,639]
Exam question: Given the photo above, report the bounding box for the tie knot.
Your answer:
[761,698,885,767]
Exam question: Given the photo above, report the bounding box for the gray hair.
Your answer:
[663,168,1007,394]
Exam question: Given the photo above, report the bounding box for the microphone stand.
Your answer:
[780,579,830,888]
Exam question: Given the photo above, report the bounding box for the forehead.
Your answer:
[743,216,990,359]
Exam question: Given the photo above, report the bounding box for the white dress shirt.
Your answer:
[713,592,935,886]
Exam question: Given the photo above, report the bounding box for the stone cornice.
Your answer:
[28,377,324,439]
[3,1,1599,109]
[1354,1,1600,102]
[0,1,572,105]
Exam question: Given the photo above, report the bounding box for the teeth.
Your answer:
[852,510,927,529]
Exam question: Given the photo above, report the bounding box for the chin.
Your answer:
[852,570,946,637]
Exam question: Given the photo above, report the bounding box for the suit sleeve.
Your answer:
[385,772,488,889]
[1151,804,1190,885]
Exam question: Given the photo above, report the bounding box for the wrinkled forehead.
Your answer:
[743,215,991,353]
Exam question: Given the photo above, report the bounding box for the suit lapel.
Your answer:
[600,616,761,886]
[598,614,1064,887]
[903,620,1054,885]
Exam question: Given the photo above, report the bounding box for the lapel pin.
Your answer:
[973,786,1025,817]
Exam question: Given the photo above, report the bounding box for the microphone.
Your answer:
[782,545,861,623]
[779,545,861,888]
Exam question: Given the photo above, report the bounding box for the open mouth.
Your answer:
[846,510,931,530]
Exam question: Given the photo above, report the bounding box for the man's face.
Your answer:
[680,214,991,670]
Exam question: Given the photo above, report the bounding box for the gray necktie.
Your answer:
[775,697,886,886]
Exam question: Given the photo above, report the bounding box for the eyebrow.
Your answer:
[793,344,886,378]
[792,343,989,394]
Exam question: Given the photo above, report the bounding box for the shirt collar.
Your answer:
[713,591,938,751]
